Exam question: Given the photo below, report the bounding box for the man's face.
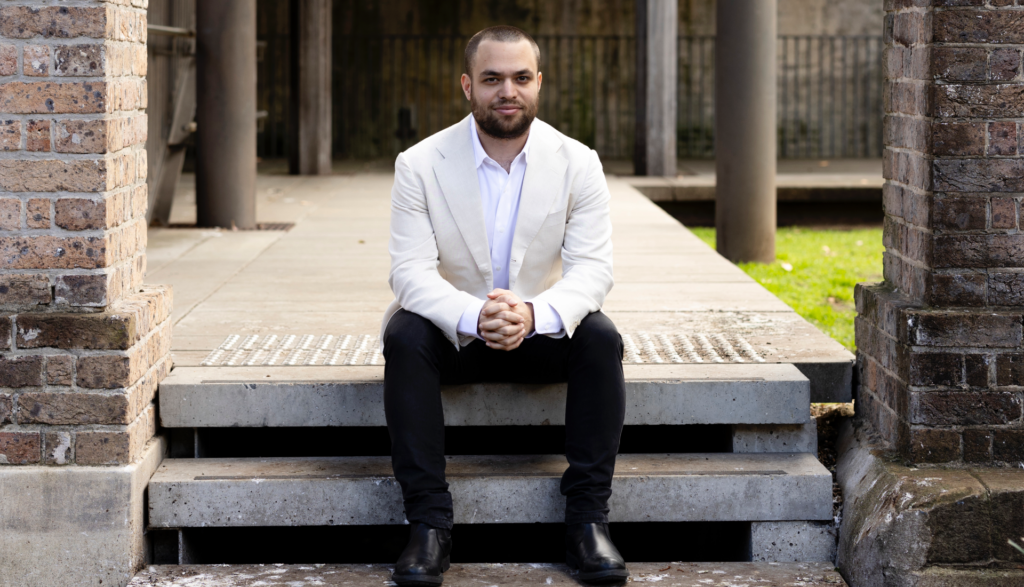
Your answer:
[461,39,542,140]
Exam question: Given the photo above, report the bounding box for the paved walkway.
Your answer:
[146,171,852,400]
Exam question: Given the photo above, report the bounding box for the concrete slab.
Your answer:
[158,363,810,428]
[0,438,165,587]
[149,173,854,402]
[750,521,837,563]
[147,453,833,527]
[732,422,818,454]
[129,562,848,586]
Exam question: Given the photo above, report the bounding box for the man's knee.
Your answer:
[383,309,444,359]
[573,312,623,358]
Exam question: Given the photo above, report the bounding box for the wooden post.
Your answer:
[289,0,333,175]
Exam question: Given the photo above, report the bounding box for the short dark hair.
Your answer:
[464,25,540,76]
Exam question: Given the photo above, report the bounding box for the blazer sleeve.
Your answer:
[528,149,614,337]
[388,152,482,348]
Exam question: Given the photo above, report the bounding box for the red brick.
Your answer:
[993,430,1024,462]
[0,119,19,151]
[56,272,115,307]
[886,116,930,151]
[0,274,51,307]
[885,81,929,117]
[45,355,74,386]
[931,47,987,82]
[0,432,41,464]
[996,354,1024,386]
[74,403,156,465]
[909,311,1022,348]
[911,391,1021,426]
[0,159,109,193]
[26,198,50,229]
[934,10,1024,44]
[17,310,136,350]
[963,429,993,463]
[0,393,10,424]
[933,195,987,230]
[934,84,1024,119]
[991,198,1018,230]
[26,119,50,152]
[909,352,964,387]
[892,11,930,47]
[909,427,961,464]
[934,159,1024,193]
[988,122,1018,157]
[932,122,984,157]
[55,119,111,154]
[0,235,111,270]
[991,48,1022,82]
[0,81,106,115]
[54,43,105,77]
[0,198,19,231]
[0,355,43,387]
[0,315,9,350]
[54,198,109,230]
[884,149,932,191]
[0,44,15,76]
[990,273,1024,306]
[18,391,129,425]
[22,45,49,77]
[0,6,109,39]
[929,272,986,306]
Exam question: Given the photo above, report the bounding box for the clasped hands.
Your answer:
[477,288,534,351]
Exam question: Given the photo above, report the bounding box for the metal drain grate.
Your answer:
[199,331,766,366]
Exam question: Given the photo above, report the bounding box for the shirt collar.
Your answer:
[469,116,534,170]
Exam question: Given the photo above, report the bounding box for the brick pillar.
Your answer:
[0,2,171,467]
[856,0,1024,464]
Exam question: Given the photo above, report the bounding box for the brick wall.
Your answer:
[857,0,1024,463]
[0,0,171,466]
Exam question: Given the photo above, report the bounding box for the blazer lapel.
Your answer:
[509,123,568,289]
[432,116,493,283]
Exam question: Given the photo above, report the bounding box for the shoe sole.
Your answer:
[566,552,630,584]
[391,556,450,586]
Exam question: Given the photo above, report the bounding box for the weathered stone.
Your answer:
[43,431,72,465]
[0,393,11,424]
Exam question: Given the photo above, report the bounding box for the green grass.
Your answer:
[688,227,883,351]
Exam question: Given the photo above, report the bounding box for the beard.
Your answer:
[470,91,538,140]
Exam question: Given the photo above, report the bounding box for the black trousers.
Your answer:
[382,308,626,530]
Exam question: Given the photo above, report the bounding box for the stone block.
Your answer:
[0,354,43,388]
[0,274,50,308]
[0,438,164,586]
[749,521,837,563]
[0,119,19,150]
[0,431,41,464]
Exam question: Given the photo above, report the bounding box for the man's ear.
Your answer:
[460,73,472,101]
[537,71,542,92]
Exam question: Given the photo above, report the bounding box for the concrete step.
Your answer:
[158,363,811,428]
[148,453,833,528]
[130,562,849,586]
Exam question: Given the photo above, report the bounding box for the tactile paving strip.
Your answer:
[200,332,765,366]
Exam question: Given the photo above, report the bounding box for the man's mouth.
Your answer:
[494,105,521,115]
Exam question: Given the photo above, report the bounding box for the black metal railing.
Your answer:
[257,33,883,161]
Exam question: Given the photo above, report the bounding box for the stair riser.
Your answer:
[149,474,832,528]
[160,379,810,428]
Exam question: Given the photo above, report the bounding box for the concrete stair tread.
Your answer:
[158,363,811,428]
[148,453,834,527]
[130,562,849,586]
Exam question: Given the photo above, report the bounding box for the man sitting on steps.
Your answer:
[381,25,628,586]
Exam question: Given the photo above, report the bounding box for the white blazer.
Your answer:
[381,115,614,349]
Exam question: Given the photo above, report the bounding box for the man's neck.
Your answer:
[475,119,529,173]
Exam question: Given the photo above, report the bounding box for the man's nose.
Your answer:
[497,79,517,98]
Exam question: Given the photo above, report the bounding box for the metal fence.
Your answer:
[257,33,883,161]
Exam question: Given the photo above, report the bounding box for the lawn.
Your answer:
[687,227,883,351]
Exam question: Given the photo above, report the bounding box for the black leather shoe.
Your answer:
[392,522,452,586]
[565,522,629,584]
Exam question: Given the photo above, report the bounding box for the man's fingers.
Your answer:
[480,325,524,341]
[481,302,511,316]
